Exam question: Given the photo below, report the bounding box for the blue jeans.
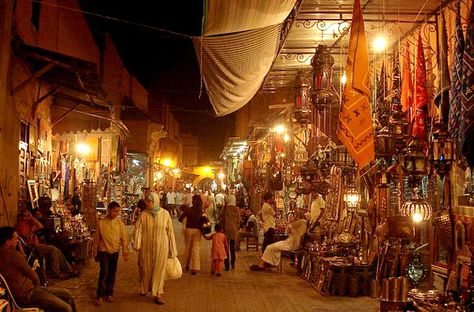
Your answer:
[21,286,76,312]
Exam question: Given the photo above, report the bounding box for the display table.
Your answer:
[298,250,373,297]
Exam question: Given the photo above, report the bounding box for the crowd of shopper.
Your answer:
[0,185,325,311]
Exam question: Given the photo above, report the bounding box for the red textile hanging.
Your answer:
[412,33,428,144]
[401,43,414,120]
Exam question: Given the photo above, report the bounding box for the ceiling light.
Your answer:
[373,35,388,52]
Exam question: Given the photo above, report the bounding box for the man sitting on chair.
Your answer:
[249,213,310,271]
[236,208,259,250]
[0,226,77,312]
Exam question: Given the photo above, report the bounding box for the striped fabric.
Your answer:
[194,24,281,116]
[449,1,464,143]
[203,0,296,35]
[461,0,474,166]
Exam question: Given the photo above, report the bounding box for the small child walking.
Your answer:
[93,201,129,305]
[204,223,228,277]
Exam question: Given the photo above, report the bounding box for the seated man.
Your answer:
[16,210,78,279]
[0,226,77,312]
[249,213,310,271]
[236,208,259,250]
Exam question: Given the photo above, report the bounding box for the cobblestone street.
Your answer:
[53,221,378,312]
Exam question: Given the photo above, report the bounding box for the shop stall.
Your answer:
[220,0,474,310]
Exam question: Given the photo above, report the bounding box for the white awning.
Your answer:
[194,24,281,116]
[203,0,296,35]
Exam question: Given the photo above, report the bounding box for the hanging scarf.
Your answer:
[146,192,160,217]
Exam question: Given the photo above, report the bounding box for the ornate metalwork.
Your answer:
[279,53,313,64]
[311,45,337,111]
[295,19,351,39]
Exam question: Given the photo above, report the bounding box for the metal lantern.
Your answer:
[311,45,337,111]
[294,71,312,123]
[344,185,361,211]
[401,139,429,180]
[430,127,455,178]
[400,197,433,222]
[376,159,391,187]
[389,103,410,152]
[401,188,433,222]
[375,126,393,161]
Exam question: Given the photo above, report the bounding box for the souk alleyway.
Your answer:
[53,221,378,312]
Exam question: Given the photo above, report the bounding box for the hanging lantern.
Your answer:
[344,185,361,211]
[389,102,410,152]
[311,45,337,111]
[429,126,456,178]
[294,71,312,123]
[375,126,393,161]
[400,189,433,222]
[401,139,429,180]
[294,142,309,164]
[376,159,391,187]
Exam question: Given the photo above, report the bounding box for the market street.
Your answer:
[52,221,378,312]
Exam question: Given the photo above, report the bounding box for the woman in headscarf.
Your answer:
[219,190,240,270]
[178,194,205,275]
[132,192,177,305]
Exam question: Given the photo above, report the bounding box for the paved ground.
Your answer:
[53,220,378,312]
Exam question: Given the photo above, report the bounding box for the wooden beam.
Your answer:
[32,86,60,118]
[12,63,54,94]
[52,103,81,126]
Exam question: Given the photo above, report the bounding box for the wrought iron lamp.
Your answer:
[311,45,337,111]
[401,189,433,222]
[344,184,361,212]
[401,139,429,182]
[294,71,312,123]
[389,103,410,152]
[430,127,455,179]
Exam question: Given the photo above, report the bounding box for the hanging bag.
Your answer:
[165,256,182,280]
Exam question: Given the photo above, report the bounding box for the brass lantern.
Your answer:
[375,126,393,161]
[401,193,433,223]
[294,71,312,123]
[311,45,337,111]
[389,103,410,152]
[344,185,361,212]
[430,127,455,178]
[401,139,429,180]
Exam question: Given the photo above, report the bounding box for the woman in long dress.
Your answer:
[133,192,177,305]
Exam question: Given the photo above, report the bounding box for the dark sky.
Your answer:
[79,0,235,163]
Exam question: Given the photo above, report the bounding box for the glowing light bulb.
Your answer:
[218,172,225,180]
[162,159,172,167]
[412,212,423,223]
[76,143,90,155]
[283,134,290,143]
[373,35,388,52]
[340,72,347,85]
[273,124,286,134]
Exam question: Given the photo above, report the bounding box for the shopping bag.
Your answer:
[165,257,182,280]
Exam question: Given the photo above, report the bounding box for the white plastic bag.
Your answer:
[165,257,182,280]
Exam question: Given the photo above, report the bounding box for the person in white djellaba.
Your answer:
[132,192,177,305]
[249,213,310,271]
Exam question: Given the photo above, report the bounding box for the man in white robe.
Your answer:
[133,192,177,305]
[250,214,309,270]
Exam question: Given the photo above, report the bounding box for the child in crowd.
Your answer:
[204,223,228,277]
[93,201,129,306]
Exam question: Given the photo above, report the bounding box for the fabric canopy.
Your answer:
[194,24,281,116]
[204,0,296,35]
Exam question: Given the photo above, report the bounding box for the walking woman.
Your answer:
[219,192,240,270]
[132,192,177,305]
[179,195,205,275]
